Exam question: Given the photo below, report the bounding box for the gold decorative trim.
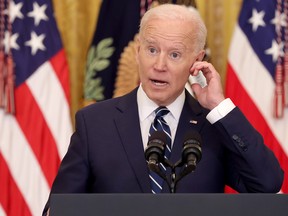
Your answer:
[113,35,140,98]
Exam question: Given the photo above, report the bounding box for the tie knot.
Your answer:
[155,106,170,119]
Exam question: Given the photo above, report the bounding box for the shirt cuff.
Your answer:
[206,98,236,124]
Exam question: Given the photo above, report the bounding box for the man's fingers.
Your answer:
[191,83,202,97]
[190,61,213,76]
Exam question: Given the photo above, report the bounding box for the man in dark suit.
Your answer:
[43,3,283,215]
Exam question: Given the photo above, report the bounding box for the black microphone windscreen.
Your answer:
[149,131,167,143]
[183,130,202,145]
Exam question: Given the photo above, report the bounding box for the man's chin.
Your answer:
[147,94,170,106]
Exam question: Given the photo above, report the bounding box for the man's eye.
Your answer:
[149,47,157,54]
[170,52,180,59]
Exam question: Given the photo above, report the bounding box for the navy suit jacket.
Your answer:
[43,88,283,214]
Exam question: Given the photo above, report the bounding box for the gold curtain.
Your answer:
[196,0,243,86]
[53,0,242,126]
[52,0,101,126]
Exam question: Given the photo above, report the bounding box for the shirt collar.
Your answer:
[137,84,185,122]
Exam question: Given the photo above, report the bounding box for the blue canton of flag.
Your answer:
[6,0,62,86]
[239,0,285,78]
[239,0,287,118]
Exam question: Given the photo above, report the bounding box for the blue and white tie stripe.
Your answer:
[149,106,172,193]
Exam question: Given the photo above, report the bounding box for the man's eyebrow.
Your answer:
[141,37,188,51]
[142,37,156,44]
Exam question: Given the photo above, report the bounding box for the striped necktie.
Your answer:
[149,106,172,193]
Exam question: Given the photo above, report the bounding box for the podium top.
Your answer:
[50,193,288,216]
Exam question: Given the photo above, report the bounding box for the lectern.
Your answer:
[50,193,288,216]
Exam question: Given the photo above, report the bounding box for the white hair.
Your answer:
[139,4,207,52]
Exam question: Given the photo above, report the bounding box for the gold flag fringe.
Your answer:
[0,0,5,108]
[0,51,4,107]
[284,0,288,107]
[274,0,287,118]
[0,0,15,114]
[4,54,14,113]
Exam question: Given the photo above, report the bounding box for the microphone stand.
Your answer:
[169,165,177,193]
[162,159,197,193]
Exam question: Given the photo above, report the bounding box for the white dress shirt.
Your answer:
[137,84,236,150]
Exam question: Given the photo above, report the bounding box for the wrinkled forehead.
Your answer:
[140,4,193,28]
[140,19,196,50]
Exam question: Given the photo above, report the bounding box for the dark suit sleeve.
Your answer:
[214,107,284,192]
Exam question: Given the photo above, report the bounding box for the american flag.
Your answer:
[226,0,288,193]
[0,0,72,215]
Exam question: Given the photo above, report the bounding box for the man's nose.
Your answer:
[154,54,167,71]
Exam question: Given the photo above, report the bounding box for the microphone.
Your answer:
[173,131,202,184]
[144,131,167,179]
[181,130,202,173]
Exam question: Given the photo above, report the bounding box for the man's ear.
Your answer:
[196,50,206,61]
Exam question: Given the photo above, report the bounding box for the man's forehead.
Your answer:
[141,30,196,52]
[143,20,194,38]
[143,36,186,47]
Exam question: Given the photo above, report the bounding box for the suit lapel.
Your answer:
[114,89,151,193]
[170,91,206,164]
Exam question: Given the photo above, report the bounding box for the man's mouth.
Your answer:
[151,79,168,86]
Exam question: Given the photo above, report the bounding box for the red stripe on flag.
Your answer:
[226,63,288,193]
[0,153,32,216]
[14,84,61,187]
[50,49,71,105]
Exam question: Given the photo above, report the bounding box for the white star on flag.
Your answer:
[27,2,49,26]
[248,8,266,32]
[3,31,20,53]
[4,1,24,23]
[25,31,46,55]
[265,39,284,62]
[271,10,287,32]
